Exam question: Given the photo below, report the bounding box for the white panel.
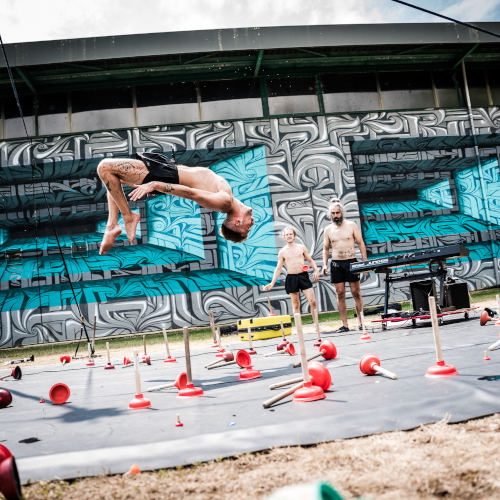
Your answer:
[71,108,135,132]
[381,89,434,110]
[137,103,199,127]
[39,113,70,136]
[201,98,262,122]
[436,89,459,108]
[324,92,379,113]
[268,95,319,115]
[4,117,35,139]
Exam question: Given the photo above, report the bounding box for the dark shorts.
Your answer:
[136,152,179,187]
[285,272,313,294]
[330,259,360,284]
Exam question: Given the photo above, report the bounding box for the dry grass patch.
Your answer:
[23,413,500,500]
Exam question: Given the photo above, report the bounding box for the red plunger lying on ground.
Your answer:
[0,366,22,381]
[359,354,397,379]
[144,372,188,392]
[293,340,337,367]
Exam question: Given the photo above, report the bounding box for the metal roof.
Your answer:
[1,23,499,99]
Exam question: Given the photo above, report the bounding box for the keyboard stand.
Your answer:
[380,259,449,330]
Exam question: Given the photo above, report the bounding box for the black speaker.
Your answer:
[410,280,436,311]
[444,282,470,309]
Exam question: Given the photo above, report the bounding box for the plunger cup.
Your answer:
[293,340,337,367]
[0,366,22,381]
[104,341,115,370]
[0,444,22,500]
[0,389,13,408]
[237,349,262,380]
[177,326,204,397]
[359,354,397,379]
[49,383,71,404]
[425,296,458,377]
[292,313,325,403]
[480,310,492,326]
[128,351,151,409]
[163,328,176,362]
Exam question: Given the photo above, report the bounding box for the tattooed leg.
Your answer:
[97,159,147,245]
[99,192,122,255]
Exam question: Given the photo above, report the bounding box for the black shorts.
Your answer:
[136,152,179,189]
[330,259,360,284]
[285,272,313,294]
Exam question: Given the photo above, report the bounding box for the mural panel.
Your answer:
[0,107,499,346]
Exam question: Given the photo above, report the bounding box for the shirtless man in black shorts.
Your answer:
[263,226,320,328]
[96,152,254,254]
[321,198,368,333]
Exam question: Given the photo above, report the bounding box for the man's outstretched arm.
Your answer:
[129,181,232,212]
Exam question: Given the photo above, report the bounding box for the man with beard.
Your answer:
[321,198,368,333]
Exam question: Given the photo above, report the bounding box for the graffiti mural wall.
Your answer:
[0,107,499,346]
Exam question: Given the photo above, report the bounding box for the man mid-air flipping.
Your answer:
[96,152,254,254]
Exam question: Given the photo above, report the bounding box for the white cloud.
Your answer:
[441,0,500,21]
[0,0,497,44]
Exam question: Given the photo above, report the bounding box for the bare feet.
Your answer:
[123,212,141,244]
[99,226,122,255]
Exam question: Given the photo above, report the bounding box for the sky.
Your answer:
[0,0,499,44]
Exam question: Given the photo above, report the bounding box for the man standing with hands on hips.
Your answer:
[322,198,368,333]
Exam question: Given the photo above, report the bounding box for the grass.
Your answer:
[1,286,498,361]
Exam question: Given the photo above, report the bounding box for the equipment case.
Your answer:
[237,315,292,341]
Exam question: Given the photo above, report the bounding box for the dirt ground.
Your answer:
[22,413,500,500]
[8,297,500,499]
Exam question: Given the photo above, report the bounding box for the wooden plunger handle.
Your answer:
[133,351,141,394]
[144,381,176,392]
[428,296,444,362]
[183,326,193,385]
[143,334,147,355]
[267,295,273,315]
[92,315,97,353]
[312,307,320,338]
[263,382,303,408]
[488,339,500,351]
[294,313,310,384]
[280,320,286,339]
[216,326,222,348]
[162,328,171,358]
[293,350,322,368]
[247,326,253,350]
[106,341,111,364]
[372,364,398,380]
[269,376,303,390]
[209,310,217,343]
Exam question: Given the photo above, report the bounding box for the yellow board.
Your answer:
[238,315,292,341]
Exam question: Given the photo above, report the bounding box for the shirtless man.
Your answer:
[322,198,368,333]
[263,226,320,330]
[96,152,254,254]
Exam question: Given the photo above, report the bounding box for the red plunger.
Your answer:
[60,354,71,365]
[129,351,151,409]
[425,296,458,378]
[359,354,397,379]
[162,328,177,362]
[480,310,492,326]
[177,326,204,397]
[0,366,22,381]
[292,313,325,403]
[0,389,13,409]
[49,383,71,404]
[236,349,262,380]
[0,444,22,500]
